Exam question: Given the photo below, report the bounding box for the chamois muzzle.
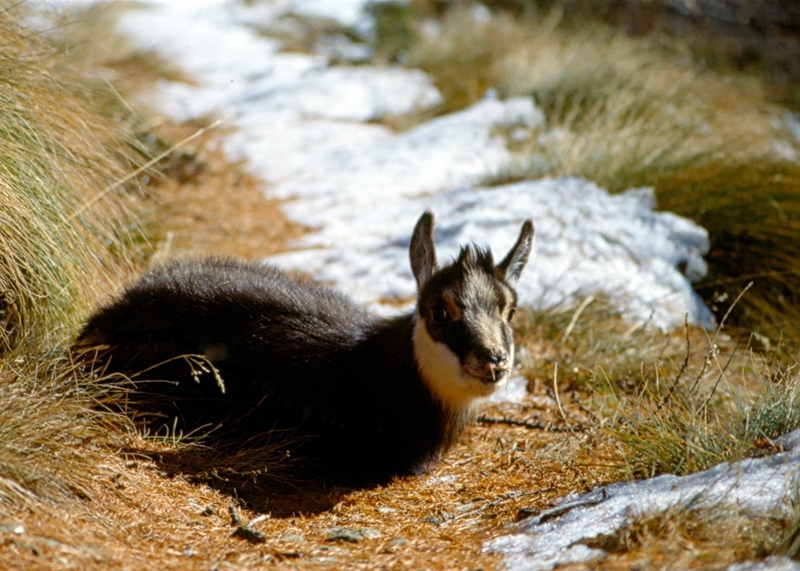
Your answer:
[466,350,511,384]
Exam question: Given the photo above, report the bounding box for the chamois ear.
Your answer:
[409,210,438,290]
[496,220,534,284]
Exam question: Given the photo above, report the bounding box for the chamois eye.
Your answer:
[431,306,449,323]
[507,307,517,322]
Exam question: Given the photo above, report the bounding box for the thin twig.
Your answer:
[711,281,753,347]
[69,115,228,221]
[658,315,691,410]
[438,489,547,526]
[477,415,584,433]
[478,415,544,429]
[552,363,573,433]
[698,335,742,415]
[686,281,753,405]
[561,295,595,343]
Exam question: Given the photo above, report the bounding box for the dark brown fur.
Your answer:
[76,213,533,484]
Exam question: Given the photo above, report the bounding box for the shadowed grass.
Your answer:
[0,353,131,512]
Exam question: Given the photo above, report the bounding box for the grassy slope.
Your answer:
[0,1,799,570]
[378,0,800,347]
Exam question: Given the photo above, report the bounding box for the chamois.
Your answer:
[76,212,534,483]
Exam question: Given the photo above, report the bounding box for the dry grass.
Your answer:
[0,1,147,354]
[0,355,125,512]
[595,317,800,480]
[513,295,800,481]
[576,497,800,570]
[509,300,800,567]
[1,2,799,570]
[506,279,800,482]
[385,2,800,346]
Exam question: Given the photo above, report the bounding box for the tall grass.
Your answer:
[381,2,800,344]
[599,336,800,479]
[0,1,147,512]
[0,2,146,354]
[0,356,127,512]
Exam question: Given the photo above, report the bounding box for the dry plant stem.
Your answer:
[711,281,754,346]
[70,115,227,221]
[561,294,595,343]
[662,282,754,410]
[658,316,691,410]
[551,362,573,433]
[698,336,742,415]
[689,282,753,400]
[477,414,583,432]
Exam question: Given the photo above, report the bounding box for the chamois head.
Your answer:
[410,211,534,411]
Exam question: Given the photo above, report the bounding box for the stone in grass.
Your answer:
[324,526,381,543]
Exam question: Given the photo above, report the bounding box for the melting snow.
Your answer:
[486,429,800,570]
[39,0,717,330]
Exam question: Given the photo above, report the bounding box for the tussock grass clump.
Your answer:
[0,355,128,511]
[0,0,148,516]
[0,2,146,354]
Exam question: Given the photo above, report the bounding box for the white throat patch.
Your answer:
[412,315,507,412]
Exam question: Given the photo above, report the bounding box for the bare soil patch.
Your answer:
[144,122,306,264]
[0,396,615,570]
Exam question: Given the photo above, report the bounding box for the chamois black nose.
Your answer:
[468,350,510,383]
[477,350,507,367]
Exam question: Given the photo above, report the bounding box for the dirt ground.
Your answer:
[0,121,619,570]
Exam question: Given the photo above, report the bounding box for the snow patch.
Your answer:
[486,430,800,571]
[50,0,713,331]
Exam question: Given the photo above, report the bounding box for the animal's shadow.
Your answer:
[134,441,364,517]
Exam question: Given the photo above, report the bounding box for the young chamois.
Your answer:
[76,212,534,484]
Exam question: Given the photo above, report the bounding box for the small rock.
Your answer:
[361,528,382,540]
[324,527,364,543]
[232,525,266,543]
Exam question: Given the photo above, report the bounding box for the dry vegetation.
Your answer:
[1,0,800,570]
[0,3,146,354]
[370,0,800,346]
